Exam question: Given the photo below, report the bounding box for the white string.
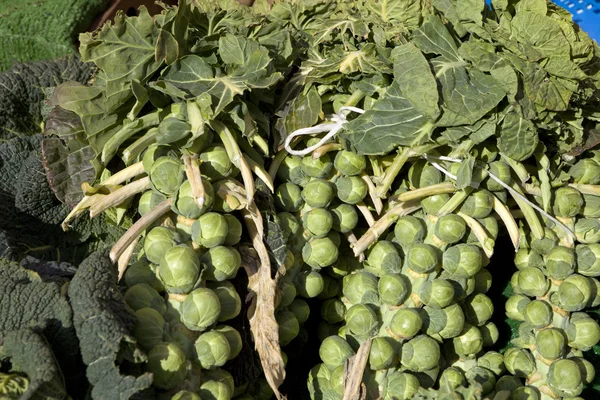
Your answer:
[424,154,576,239]
[422,154,457,180]
[283,106,365,156]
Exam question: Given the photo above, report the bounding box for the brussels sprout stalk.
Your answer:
[342,337,372,400]
[89,177,151,218]
[122,127,159,164]
[456,212,494,258]
[534,149,552,212]
[375,147,410,197]
[183,153,206,208]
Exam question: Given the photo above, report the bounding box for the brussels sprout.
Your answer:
[511,267,549,297]
[319,335,354,367]
[277,279,297,309]
[438,368,465,391]
[167,322,199,359]
[495,375,523,392]
[556,274,593,311]
[214,325,242,360]
[144,226,181,265]
[207,281,241,322]
[466,215,499,244]
[201,246,241,282]
[505,294,531,321]
[329,365,345,395]
[334,150,366,176]
[394,216,426,248]
[335,176,368,205]
[317,275,340,300]
[181,287,221,331]
[199,145,234,181]
[198,380,231,400]
[512,386,541,400]
[307,363,332,399]
[575,218,600,244]
[303,208,333,238]
[191,212,227,248]
[409,161,442,188]
[545,246,576,280]
[158,244,201,294]
[330,204,359,233]
[581,193,600,218]
[320,299,346,324]
[172,391,201,400]
[275,183,304,212]
[531,228,559,254]
[420,304,464,339]
[575,243,600,277]
[401,335,440,372]
[124,260,164,293]
[547,359,584,397]
[201,369,235,397]
[378,273,409,306]
[150,156,185,196]
[278,155,309,186]
[288,299,310,324]
[277,311,300,346]
[465,366,496,395]
[406,243,441,274]
[147,342,187,389]
[389,308,422,340]
[478,351,505,376]
[175,179,214,219]
[139,190,167,217]
[514,249,544,270]
[133,308,165,350]
[367,337,397,371]
[304,179,336,208]
[143,144,173,173]
[523,300,552,329]
[452,323,483,358]
[553,186,584,218]
[124,283,167,315]
[484,161,512,191]
[421,194,451,214]
[565,312,600,351]
[504,347,536,378]
[535,328,567,360]
[516,322,537,348]
[302,237,339,269]
[480,321,499,347]
[463,293,494,326]
[343,271,379,305]
[194,330,231,369]
[330,254,360,278]
[345,304,379,336]
[382,372,420,400]
[419,279,455,308]
[459,190,494,219]
[302,153,333,179]
[572,357,596,385]
[365,241,402,276]
[434,214,466,244]
[442,244,483,278]
[569,157,600,184]
[473,268,492,294]
[222,215,242,246]
[296,270,325,298]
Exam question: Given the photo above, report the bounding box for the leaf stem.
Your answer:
[509,182,545,240]
[312,143,342,158]
[457,211,495,258]
[361,172,383,215]
[183,154,205,208]
[121,128,158,165]
[244,155,274,192]
[356,202,376,227]
[493,195,520,250]
[118,236,140,281]
[376,147,410,198]
[388,182,456,204]
[89,177,151,217]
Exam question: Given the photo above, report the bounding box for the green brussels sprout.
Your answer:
[200,369,235,397]
[439,272,475,301]
[168,322,199,359]
[484,161,512,191]
[575,218,600,244]
[181,287,221,331]
[133,308,165,350]
[531,228,558,254]
[317,275,340,300]
[320,299,346,324]
[516,322,537,347]
[303,208,333,238]
[463,293,494,326]
[459,190,494,219]
[434,214,467,244]
[474,268,492,294]
[565,312,600,351]
[329,365,345,395]
[401,335,441,372]
[572,357,596,385]
[251,378,275,400]
[389,308,422,340]
[143,144,173,173]
[335,176,368,205]
[419,279,455,308]
[378,273,409,306]
[302,153,333,179]
[172,391,201,400]
[330,203,359,233]
[343,271,379,305]
[319,335,354,367]
[547,359,584,397]
[124,260,164,292]
[505,294,531,321]
[124,283,166,315]
[345,304,379,336]
[278,155,309,186]
[158,244,201,294]
[139,190,167,216]
[581,194,600,218]
[545,246,576,280]
[330,254,360,278]
[421,194,450,214]
[368,336,398,370]
[394,215,426,248]
[150,156,185,196]
[420,304,465,339]
[569,157,600,184]
[478,351,505,376]
[301,180,335,209]
[504,347,536,378]
[147,342,188,389]
[511,267,549,297]
[553,187,584,217]
[523,300,552,329]
[512,386,541,400]
[207,281,241,322]
[439,367,465,390]
[199,380,231,400]
[223,215,242,246]
[288,299,310,324]
[514,249,544,270]
[199,145,234,181]
[382,372,420,400]
[275,183,304,212]
[442,244,483,278]
[409,161,442,188]
[214,325,242,360]
[536,328,567,360]
[334,150,366,176]
[302,237,339,269]
[466,215,499,244]
[277,279,296,309]
[295,270,325,298]
[556,274,593,311]
[194,330,231,369]
[465,366,496,395]
[144,226,181,265]
[279,212,302,246]
[480,321,499,347]
[406,243,440,274]
[191,212,228,248]
[495,375,523,392]
[575,243,600,277]
[365,240,402,276]
[200,246,241,282]
[175,179,214,219]
[452,323,483,357]
[307,363,332,399]
[277,311,300,346]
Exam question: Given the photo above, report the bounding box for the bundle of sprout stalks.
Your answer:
[42,0,600,399]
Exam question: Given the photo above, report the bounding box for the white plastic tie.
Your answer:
[283,106,365,156]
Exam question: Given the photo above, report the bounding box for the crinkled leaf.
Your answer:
[521,61,576,112]
[431,0,468,37]
[456,156,475,190]
[510,12,570,59]
[456,0,484,27]
[365,0,429,31]
[337,44,391,75]
[497,109,538,161]
[127,80,149,120]
[157,117,191,144]
[283,86,322,138]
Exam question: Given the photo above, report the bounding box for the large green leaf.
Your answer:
[510,11,570,59]
[497,109,539,161]
[364,0,428,30]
